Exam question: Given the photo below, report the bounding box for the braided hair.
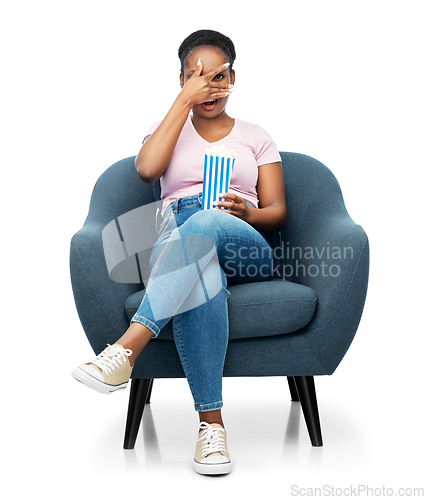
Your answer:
[178,29,236,74]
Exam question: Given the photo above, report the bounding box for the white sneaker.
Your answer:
[194,422,232,475]
[72,344,133,394]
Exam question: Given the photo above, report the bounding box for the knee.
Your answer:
[172,213,220,262]
[180,210,226,237]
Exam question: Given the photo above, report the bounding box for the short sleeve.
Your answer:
[145,121,161,138]
[255,125,282,166]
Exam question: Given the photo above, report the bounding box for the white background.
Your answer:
[2,0,424,498]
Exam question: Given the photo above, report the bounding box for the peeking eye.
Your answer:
[214,74,224,81]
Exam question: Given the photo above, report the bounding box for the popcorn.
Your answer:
[204,144,238,159]
[202,145,238,210]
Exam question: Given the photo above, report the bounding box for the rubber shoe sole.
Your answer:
[72,366,129,395]
[193,459,232,475]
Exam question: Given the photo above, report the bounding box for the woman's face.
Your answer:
[181,46,235,119]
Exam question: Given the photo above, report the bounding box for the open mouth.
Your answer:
[202,99,218,110]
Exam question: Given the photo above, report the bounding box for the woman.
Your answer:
[72,29,286,475]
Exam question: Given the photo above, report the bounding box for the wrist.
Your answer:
[242,204,254,224]
[176,89,195,111]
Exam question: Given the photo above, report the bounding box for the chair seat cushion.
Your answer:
[124,278,317,341]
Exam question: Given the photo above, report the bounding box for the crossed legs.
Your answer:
[116,209,273,426]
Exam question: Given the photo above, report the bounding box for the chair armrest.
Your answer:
[70,223,141,354]
[281,210,369,373]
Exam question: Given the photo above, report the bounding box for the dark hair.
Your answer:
[178,29,236,74]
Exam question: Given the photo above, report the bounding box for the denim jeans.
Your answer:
[131,193,273,411]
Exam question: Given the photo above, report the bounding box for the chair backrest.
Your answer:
[275,152,352,281]
[280,151,348,234]
[84,156,155,227]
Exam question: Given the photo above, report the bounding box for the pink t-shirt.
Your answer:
[145,116,281,215]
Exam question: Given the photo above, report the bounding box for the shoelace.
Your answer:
[90,344,133,376]
[198,422,228,458]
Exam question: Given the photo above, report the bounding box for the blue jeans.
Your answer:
[131,193,273,411]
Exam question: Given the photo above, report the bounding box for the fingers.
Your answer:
[208,89,232,100]
[207,82,235,100]
[213,194,249,220]
[205,62,231,80]
[194,58,234,92]
[192,59,231,82]
[209,81,234,91]
[194,57,203,76]
[213,201,234,212]
[219,192,239,202]
[184,58,234,105]
[213,193,240,210]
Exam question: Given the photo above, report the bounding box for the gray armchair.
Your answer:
[70,152,369,449]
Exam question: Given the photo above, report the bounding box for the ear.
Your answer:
[230,69,235,86]
[180,72,184,89]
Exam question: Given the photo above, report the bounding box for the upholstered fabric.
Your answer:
[70,152,369,379]
[124,279,318,341]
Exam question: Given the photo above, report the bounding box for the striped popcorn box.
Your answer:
[202,144,238,210]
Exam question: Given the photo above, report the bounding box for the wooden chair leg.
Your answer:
[145,378,154,404]
[123,378,153,450]
[287,376,300,401]
[293,376,323,447]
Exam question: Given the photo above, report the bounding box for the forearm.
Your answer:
[135,94,192,183]
[243,204,287,233]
